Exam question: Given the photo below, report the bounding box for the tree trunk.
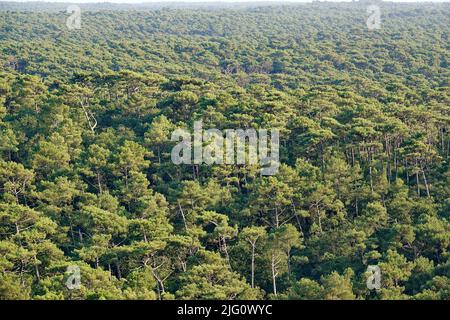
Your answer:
[422,169,430,197]
[34,256,40,282]
[251,244,255,288]
[369,165,374,193]
[394,148,398,179]
[221,237,231,268]
[416,170,420,196]
[96,171,103,193]
[286,250,291,280]
[271,254,277,296]
[275,208,279,229]
[178,203,188,231]
[116,263,122,279]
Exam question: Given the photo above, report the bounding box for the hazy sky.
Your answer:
[5,0,450,3]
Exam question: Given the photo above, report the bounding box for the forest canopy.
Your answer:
[0,2,448,300]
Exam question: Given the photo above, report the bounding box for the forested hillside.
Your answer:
[0,2,449,300]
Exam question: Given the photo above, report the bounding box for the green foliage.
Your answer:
[0,2,448,300]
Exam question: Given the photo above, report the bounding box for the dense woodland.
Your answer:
[0,2,449,300]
